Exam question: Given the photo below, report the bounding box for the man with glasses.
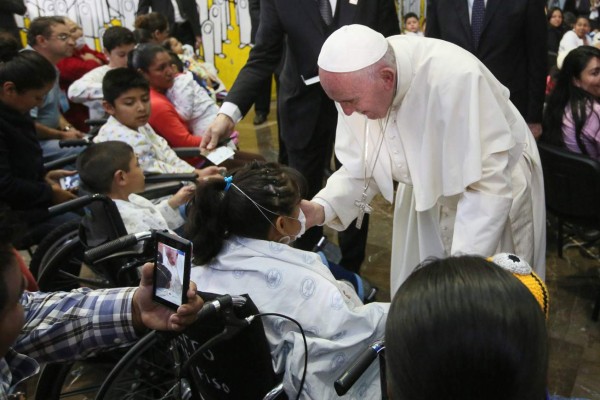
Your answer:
[26,16,86,162]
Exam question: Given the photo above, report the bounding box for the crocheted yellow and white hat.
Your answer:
[488,253,549,318]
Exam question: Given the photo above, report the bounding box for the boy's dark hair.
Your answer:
[77,141,135,194]
[102,67,149,105]
[27,16,66,47]
[0,49,56,93]
[102,26,135,53]
[403,12,419,22]
[186,161,307,265]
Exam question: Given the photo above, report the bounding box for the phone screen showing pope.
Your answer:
[153,232,192,310]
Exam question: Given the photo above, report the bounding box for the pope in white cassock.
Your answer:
[302,25,546,296]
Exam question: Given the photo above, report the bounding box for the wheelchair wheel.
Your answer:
[95,331,193,400]
[34,224,115,292]
[29,219,81,278]
[34,358,117,399]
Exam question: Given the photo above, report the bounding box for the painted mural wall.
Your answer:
[16,0,253,89]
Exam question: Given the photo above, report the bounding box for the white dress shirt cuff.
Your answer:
[219,102,243,124]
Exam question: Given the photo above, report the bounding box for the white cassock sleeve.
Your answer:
[451,152,513,257]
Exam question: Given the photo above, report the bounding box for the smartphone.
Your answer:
[59,174,80,190]
[153,231,192,310]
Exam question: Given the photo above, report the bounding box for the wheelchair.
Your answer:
[28,170,198,290]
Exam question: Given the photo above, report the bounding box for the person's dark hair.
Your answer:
[167,50,184,73]
[403,12,419,22]
[186,161,306,265]
[27,16,66,47]
[385,255,548,400]
[102,26,135,52]
[542,46,600,153]
[102,67,149,105]
[547,7,563,23]
[0,49,56,93]
[77,141,134,194]
[133,13,168,44]
[128,43,168,72]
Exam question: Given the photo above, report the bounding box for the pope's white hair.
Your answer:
[361,44,396,81]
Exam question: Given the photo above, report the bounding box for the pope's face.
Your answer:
[319,68,395,120]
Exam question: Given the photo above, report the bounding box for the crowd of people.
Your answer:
[0,0,596,399]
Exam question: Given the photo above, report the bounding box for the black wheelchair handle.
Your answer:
[196,294,233,321]
[47,194,112,218]
[58,138,92,148]
[334,340,385,396]
[144,173,198,183]
[84,231,150,263]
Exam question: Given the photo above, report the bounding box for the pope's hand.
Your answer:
[300,200,325,229]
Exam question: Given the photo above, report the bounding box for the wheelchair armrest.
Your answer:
[144,173,198,183]
[85,118,108,126]
[47,194,111,218]
[173,147,201,158]
[84,231,153,264]
[44,154,79,170]
[58,138,93,148]
[334,340,385,396]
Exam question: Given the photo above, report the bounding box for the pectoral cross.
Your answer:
[354,192,372,229]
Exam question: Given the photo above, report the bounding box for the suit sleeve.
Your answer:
[525,0,547,123]
[223,0,285,116]
[137,0,151,15]
[425,0,441,38]
[183,0,202,38]
[377,0,401,37]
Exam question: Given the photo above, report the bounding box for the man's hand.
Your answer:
[528,123,542,140]
[60,128,85,140]
[50,186,77,204]
[300,200,325,229]
[201,114,235,151]
[167,185,196,208]
[80,52,103,64]
[132,263,204,333]
[45,169,77,186]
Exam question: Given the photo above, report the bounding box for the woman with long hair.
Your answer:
[543,45,600,157]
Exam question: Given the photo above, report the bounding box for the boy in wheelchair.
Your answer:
[92,67,221,180]
[0,210,204,398]
[77,141,196,234]
[186,161,388,399]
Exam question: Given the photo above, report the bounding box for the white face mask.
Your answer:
[295,208,306,239]
[75,37,86,50]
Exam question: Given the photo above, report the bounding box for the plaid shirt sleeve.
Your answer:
[14,287,139,363]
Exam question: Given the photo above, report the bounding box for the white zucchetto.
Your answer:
[318,24,388,73]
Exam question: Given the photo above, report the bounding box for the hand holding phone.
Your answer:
[59,174,80,190]
[153,232,192,310]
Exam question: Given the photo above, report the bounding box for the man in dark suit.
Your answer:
[137,0,201,48]
[202,0,399,266]
[426,0,547,139]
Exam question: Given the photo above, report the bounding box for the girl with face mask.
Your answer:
[185,160,388,400]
